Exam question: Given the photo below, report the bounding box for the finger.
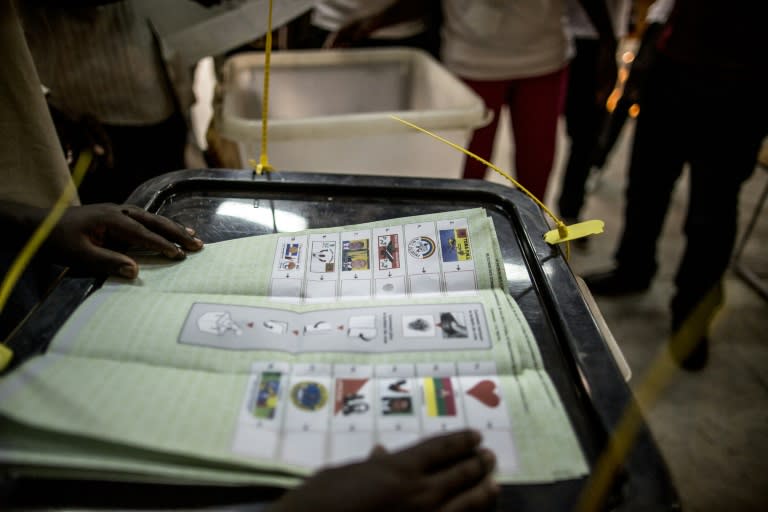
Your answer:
[426,448,495,504]
[398,430,482,472]
[107,213,188,260]
[440,475,500,512]
[120,207,203,251]
[73,241,140,279]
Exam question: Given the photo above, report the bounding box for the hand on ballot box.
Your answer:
[4,202,204,279]
[270,430,498,512]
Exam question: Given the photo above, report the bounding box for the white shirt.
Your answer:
[441,0,570,80]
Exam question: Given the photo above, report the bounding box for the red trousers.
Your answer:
[461,66,568,200]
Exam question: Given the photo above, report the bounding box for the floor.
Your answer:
[189,61,768,511]
[491,111,768,511]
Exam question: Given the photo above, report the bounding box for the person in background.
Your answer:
[1,4,498,510]
[585,0,768,371]
[17,0,202,204]
[556,0,632,232]
[305,0,441,58]
[0,0,203,339]
[441,0,617,200]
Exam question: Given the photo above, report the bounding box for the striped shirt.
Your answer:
[19,1,176,125]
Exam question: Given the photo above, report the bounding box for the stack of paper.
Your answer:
[0,209,587,487]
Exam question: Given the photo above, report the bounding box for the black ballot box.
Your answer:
[1,169,679,511]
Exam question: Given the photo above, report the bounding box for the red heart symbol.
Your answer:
[467,380,500,408]
[247,322,254,328]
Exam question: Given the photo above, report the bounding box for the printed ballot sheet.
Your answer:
[0,209,588,488]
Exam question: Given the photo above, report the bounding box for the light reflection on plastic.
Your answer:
[504,263,529,284]
[215,201,308,232]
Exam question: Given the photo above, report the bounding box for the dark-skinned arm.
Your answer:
[269,430,498,512]
[1,201,203,279]
[330,0,430,48]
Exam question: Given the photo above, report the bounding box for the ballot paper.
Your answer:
[0,209,588,486]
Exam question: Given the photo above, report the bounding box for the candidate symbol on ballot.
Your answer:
[334,378,371,416]
[466,379,500,408]
[407,236,436,259]
[311,241,336,273]
[439,228,471,262]
[290,381,329,411]
[378,234,400,270]
[251,371,281,419]
[196,311,242,336]
[342,239,370,271]
[380,378,415,416]
[423,377,457,417]
[279,242,302,270]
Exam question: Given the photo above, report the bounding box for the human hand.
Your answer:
[269,430,498,512]
[46,204,203,279]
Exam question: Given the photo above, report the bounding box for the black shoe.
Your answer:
[669,333,709,371]
[583,268,651,296]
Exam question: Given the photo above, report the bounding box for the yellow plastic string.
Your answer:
[575,285,723,511]
[390,115,604,258]
[249,0,276,175]
[0,150,92,370]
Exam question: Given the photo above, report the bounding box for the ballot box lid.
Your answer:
[3,169,679,511]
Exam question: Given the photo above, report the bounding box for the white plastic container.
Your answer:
[216,48,487,178]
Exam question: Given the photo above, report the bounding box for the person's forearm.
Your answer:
[359,0,430,33]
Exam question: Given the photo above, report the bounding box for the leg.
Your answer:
[614,57,688,281]
[507,66,568,199]
[558,39,604,220]
[672,87,767,326]
[586,56,687,295]
[460,78,508,180]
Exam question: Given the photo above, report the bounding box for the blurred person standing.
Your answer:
[557,0,632,229]
[18,0,196,204]
[441,0,617,200]
[585,0,768,370]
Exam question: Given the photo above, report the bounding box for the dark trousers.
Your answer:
[557,38,605,220]
[77,111,187,205]
[615,54,767,321]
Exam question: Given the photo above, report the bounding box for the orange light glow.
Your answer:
[629,104,640,118]
[606,89,622,113]
[622,51,635,64]
[618,68,629,83]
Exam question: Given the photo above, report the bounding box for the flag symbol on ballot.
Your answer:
[423,377,457,417]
